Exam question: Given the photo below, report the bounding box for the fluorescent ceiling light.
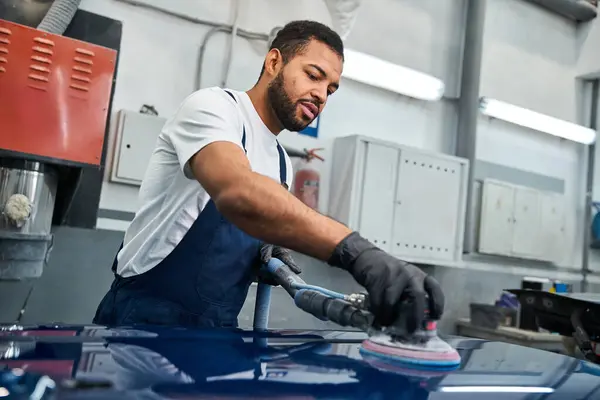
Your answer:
[440,386,554,394]
[479,97,596,145]
[342,48,445,101]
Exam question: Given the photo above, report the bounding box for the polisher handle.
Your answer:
[294,289,374,330]
[261,258,375,332]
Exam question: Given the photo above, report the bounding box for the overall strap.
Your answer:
[223,89,247,154]
[111,242,123,274]
[276,141,287,187]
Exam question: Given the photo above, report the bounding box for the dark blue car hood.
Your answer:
[1,324,600,399]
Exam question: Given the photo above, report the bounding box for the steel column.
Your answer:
[455,0,487,253]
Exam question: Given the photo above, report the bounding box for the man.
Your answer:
[93,20,445,334]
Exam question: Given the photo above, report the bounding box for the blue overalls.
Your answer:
[93,90,287,329]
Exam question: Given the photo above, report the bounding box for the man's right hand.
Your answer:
[328,232,445,335]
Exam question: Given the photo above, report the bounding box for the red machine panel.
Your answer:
[0,19,117,166]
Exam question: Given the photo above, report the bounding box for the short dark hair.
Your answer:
[259,20,344,77]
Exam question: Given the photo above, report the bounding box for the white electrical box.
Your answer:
[328,135,469,265]
[110,110,167,186]
[478,179,566,263]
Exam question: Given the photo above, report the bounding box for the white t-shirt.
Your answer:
[116,87,293,277]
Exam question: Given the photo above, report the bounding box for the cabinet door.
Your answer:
[511,187,542,259]
[539,193,565,263]
[478,180,515,256]
[358,143,399,252]
[392,151,462,260]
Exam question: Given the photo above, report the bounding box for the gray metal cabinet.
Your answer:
[478,179,566,263]
[478,180,515,257]
[329,135,469,266]
[511,186,542,259]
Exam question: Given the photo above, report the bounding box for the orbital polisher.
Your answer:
[254,258,461,371]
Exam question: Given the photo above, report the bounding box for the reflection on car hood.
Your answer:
[1,324,600,399]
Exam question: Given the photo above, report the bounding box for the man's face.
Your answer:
[267,40,343,132]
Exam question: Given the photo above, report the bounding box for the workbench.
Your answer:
[455,318,568,354]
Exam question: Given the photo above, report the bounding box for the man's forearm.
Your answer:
[215,171,352,261]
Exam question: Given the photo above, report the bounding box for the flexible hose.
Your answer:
[114,0,268,91]
[253,258,363,332]
[291,283,346,300]
[253,282,272,332]
[37,0,81,35]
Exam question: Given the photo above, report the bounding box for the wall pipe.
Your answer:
[581,79,599,293]
[222,0,242,87]
[115,0,268,40]
[196,26,268,91]
[114,0,269,90]
[115,0,233,28]
[455,0,487,253]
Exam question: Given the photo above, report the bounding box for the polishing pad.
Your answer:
[359,333,461,370]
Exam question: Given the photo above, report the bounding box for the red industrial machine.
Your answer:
[0,2,120,280]
[0,19,116,165]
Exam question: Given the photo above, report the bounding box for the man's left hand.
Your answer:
[256,244,302,285]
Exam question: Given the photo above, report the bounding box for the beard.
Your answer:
[267,71,312,132]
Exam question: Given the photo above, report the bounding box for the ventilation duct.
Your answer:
[0,0,81,33]
[323,0,362,40]
[523,0,597,22]
[37,0,81,34]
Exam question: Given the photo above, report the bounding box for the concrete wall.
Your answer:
[478,0,589,269]
[482,0,579,122]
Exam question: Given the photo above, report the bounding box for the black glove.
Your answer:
[328,232,444,335]
[256,244,302,286]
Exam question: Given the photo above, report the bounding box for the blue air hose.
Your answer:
[291,283,345,299]
[253,280,272,331]
[253,258,373,332]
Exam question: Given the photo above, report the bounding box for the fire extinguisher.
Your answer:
[293,148,324,210]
